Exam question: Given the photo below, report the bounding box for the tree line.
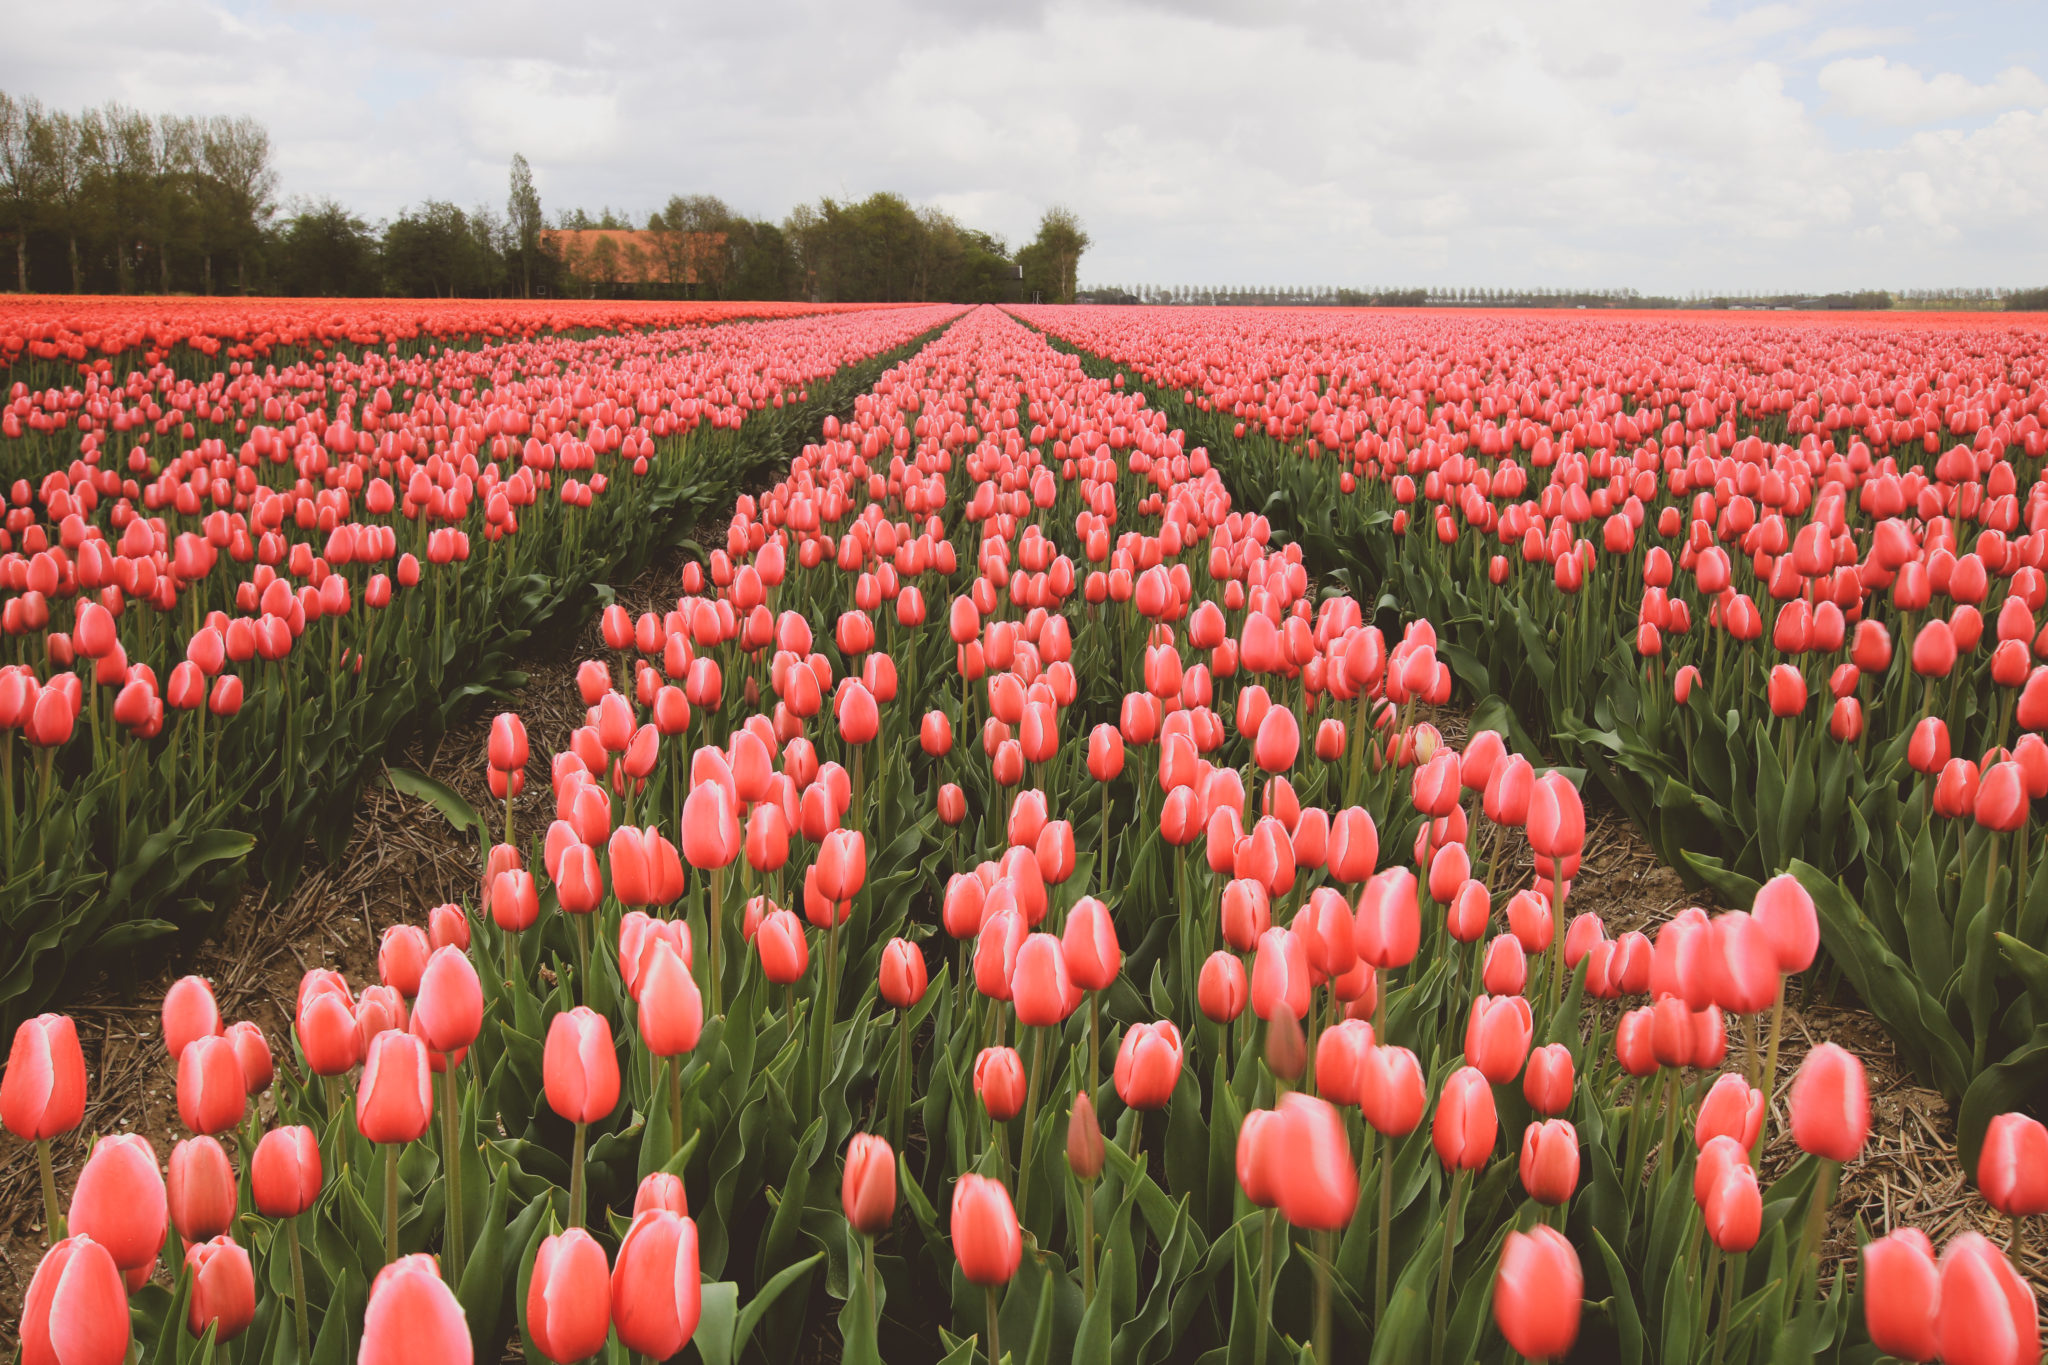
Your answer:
[0,92,1091,303]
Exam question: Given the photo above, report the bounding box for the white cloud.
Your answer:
[0,0,2043,292]
[1819,55,2048,125]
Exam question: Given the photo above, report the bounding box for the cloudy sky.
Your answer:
[3,0,2044,294]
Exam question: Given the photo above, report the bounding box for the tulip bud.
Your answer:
[362,1255,472,1365]
[1518,1119,1579,1206]
[185,1235,256,1342]
[1067,1093,1106,1179]
[357,1031,433,1145]
[20,1236,130,1365]
[950,1174,1022,1286]
[251,1126,321,1218]
[168,1135,237,1243]
[527,1229,612,1364]
[2,1013,88,1141]
[1789,1042,1867,1162]
[841,1134,896,1237]
[1862,1228,1939,1363]
[1493,1224,1582,1361]
[1976,1111,2048,1216]
[68,1134,166,1273]
[1114,1021,1184,1110]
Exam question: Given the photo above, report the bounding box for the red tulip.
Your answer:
[1314,1018,1375,1105]
[528,1229,611,1364]
[251,1126,321,1218]
[185,1235,256,1341]
[951,1174,1022,1285]
[162,975,221,1061]
[1789,1042,1867,1162]
[1909,715,1952,773]
[1862,1228,1940,1363]
[20,1236,130,1365]
[489,712,529,773]
[1975,761,2029,832]
[491,869,540,932]
[1068,1093,1106,1179]
[842,1133,896,1236]
[1354,867,1419,969]
[1977,1112,2048,1216]
[1011,932,1079,1027]
[1695,1072,1765,1150]
[1522,1043,1573,1116]
[1750,874,1818,973]
[879,938,928,1009]
[296,978,360,1077]
[1432,1066,1497,1170]
[1358,1045,1427,1137]
[1615,1006,1658,1076]
[609,1209,701,1360]
[1936,1231,2038,1365]
[413,947,482,1055]
[67,1134,165,1277]
[3,1013,87,1140]
[544,1007,620,1126]
[975,1046,1027,1121]
[177,1034,247,1135]
[1707,910,1781,1015]
[756,908,810,985]
[1198,951,1248,1023]
[1060,896,1121,992]
[633,1173,688,1218]
[1493,1224,1582,1360]
[1250,926,1310,1021]
[1482,932,1528,997]
[1464,993,1533,1084]
[168,1135,237,1243]
[639,943,705,1056]
[1114,1021,1184,1110]
[1326,807,1378,883]
[1518,1119,1579,1205]
[1253,704,1300,772]
[1273,1092,1358,1229]
[358,1031,433,1144]
[1704,1162,1761,1252]
[361,1255,472,1365]
[817,828,866,901]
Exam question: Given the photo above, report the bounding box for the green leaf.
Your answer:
[692,1281,742,1365]
[1592,1228,1643,1365]
[738,1251,824,1362]
[385,766,483,837]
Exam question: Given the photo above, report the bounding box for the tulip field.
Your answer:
[2,299,2045,1365]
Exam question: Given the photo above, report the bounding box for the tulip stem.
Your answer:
[985,1282,1002,1365]
[286,1213,311,1362]
[1754,982,1786,1166]
[1710,1250,1739,1365]
[1253,1208,1276,1365]
[440,1067,465,1285]
[383,1142,400,1263]
[1080,1175,1096,1306]
[893,1007,912,1155]
[574,912,592,1005]
[569,1121,588,1229]
[708,865,725,1017]
[34,1137,60,1244]
[1017,1027,1045,1223]
[1430,1168,1467,1365]
[2009,1213,2025,1262]
[670,1055,686,1163]
[1313,1228,1333,1365]
[1375,1131,1393,1325]
[1793,1157,1839,1303]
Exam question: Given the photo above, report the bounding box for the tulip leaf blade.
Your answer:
[1591,1228,1644,1365]
[692,1281,742,1365]
[740,1251,824,1364]
[383,765,483,837]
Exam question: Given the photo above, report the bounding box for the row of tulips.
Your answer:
[1016,304,2048,1147]
[0,303,961,1023]
[5,303,2041,1364]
